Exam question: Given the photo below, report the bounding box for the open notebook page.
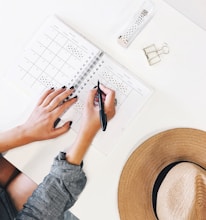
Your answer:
[4,16,153,155]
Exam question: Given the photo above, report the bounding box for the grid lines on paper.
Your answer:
[14,21,97,98]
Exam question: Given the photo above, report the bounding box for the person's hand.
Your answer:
[22,87,77,142]
[79,84,116,138]
[65,84,116,165]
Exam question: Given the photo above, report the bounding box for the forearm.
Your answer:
[0,125,31,153]
[66,127,98,165]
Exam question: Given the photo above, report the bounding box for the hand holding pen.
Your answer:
[78,83,116,138]
[97,82,116,122]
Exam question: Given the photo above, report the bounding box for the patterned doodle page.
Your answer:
[6,16,153,155]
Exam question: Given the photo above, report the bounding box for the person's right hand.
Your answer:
[79,84,116,138]
[65,84,116,165]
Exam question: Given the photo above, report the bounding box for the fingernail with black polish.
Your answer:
[62,85,66,89]
[70,86,74,89]
[93,85,97,89]
[50,87,54,90]
[69,121,73,127]
[54,118,61,128]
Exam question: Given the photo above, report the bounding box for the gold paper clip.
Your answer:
[143,43,169,65]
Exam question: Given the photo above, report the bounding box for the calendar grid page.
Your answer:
[5,16,153,155]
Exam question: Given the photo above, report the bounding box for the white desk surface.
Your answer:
[1,0,206,219]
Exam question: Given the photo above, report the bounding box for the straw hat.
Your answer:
[118,128,206,220]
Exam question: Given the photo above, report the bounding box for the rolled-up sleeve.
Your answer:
[16,152,87,220]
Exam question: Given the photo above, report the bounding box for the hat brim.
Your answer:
[118,128,206,220]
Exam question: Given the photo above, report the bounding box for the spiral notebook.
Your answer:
[6,16,153,155]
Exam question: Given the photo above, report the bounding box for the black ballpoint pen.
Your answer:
[97,80,107,131]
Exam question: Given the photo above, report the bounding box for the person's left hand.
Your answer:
[22,87,77,142]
